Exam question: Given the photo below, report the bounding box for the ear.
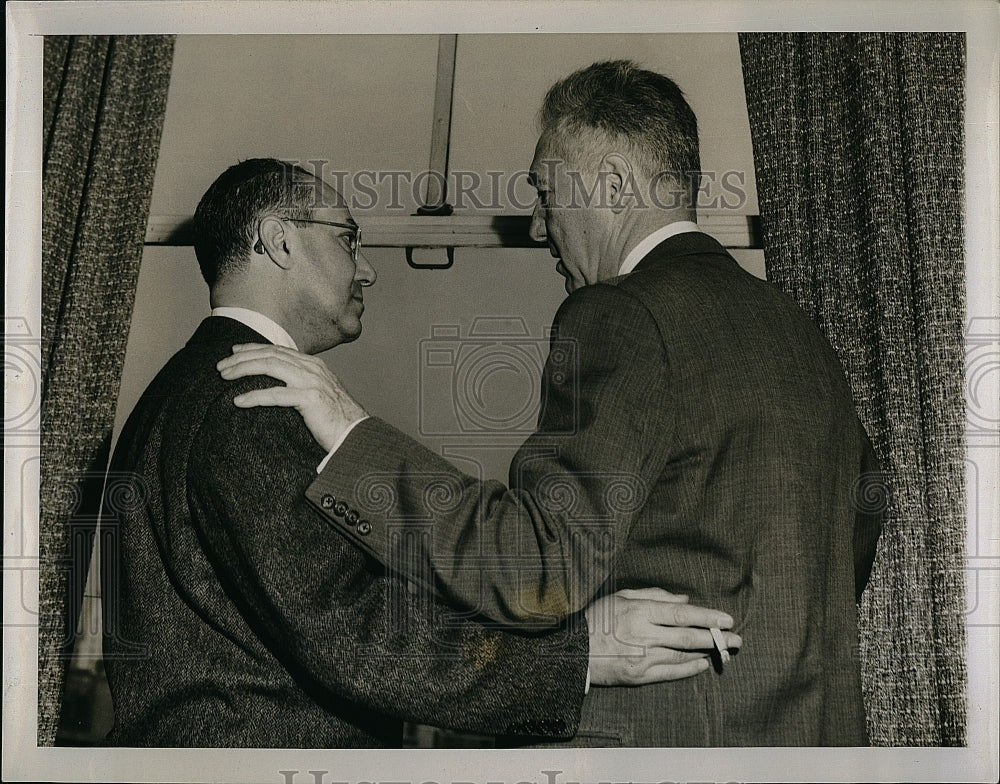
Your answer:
[601,153,633,214]
[257,216,292,270]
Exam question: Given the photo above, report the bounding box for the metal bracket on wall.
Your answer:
[404,246,455,269]
[406,34,458,270]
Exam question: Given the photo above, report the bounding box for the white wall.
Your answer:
[116,33,762,484]
[448,33,758,214]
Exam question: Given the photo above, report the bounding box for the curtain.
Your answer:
[40,35,174,746]
[738,33,967,745]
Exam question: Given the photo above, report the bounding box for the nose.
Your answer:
[529,200,547,243]
[355,251,376,286]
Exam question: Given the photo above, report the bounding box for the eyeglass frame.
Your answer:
[253,217,362,261]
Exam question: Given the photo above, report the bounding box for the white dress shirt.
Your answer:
[211,306,299,350]
[617,220,702,276]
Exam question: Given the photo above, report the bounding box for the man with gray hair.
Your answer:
[222,60,882,746]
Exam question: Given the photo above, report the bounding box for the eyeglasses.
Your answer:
[254,218,362,261]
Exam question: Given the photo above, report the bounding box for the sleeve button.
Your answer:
[357,520,372,536]
[346,509,360,525]
[321,494,336,509]
[333,501,349,517]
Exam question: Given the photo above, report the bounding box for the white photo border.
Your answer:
[5,2,998,782]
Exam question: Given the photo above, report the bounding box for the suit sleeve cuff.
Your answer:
[306,417,399,567]
[316,416,369,473]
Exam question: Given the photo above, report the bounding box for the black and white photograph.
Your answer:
[4,1,998,783]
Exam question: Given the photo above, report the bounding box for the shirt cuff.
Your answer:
[316,416,369,473]
[584,665,591,695]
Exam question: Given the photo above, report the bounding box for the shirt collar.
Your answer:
[618,221,703,276]
[210,307,298,350]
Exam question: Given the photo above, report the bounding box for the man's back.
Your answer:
[103,316,401,746]
[544,232,873,745]
[305,232,878,746]
[104,316,588,746]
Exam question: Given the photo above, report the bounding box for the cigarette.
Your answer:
[710,627,730,665]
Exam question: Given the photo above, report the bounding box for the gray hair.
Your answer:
[539,59,701,184]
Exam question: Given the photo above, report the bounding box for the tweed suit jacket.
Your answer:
[309,231,883,746]
[102,316,588,747]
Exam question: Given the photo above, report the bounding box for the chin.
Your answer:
[339,322,363,344]
[314,323,362,353]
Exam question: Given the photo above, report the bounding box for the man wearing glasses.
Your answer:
[102,157,739,747]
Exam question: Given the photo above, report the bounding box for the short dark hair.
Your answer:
[193,158,317,287]
[539,59,700,181]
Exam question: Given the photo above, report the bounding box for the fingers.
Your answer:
[618,630,742,684]
[721,630,742,651]
[232,387,306,408]
[643,599,734,630]
[217,344,323,374]
[637,623,743,656]
[231,343,271,354]
[632,647,709,665]
[221,344,306,365]
[636,658,712,684]
[218,356,297,384]
[601,649,711,686]
[640,625,731,652]
[230,342,316,358]
[614,587,689,603]
[218,355,333,390]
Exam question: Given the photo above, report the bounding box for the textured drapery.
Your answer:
[739,33,966,745]
[40,35,174,746]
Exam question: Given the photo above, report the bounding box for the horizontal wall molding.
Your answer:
[145,213,761,250]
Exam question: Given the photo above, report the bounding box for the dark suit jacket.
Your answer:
[309,232,882,746]
[102,316,587,747]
